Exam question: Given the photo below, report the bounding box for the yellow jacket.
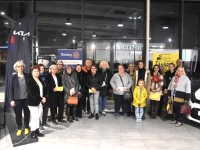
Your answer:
[132,86,148,107]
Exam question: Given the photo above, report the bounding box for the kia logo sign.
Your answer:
[13,30,30,36]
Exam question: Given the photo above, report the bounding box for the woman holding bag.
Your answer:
[110,64,133,119]
[149,65,164,119]
[168,67,191,127]
[63,65,79,122]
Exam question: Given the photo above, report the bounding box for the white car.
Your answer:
[187,79,200,123]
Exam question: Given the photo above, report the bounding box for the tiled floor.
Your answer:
[0,86,200,150]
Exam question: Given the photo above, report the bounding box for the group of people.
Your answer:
[10,58,191,141]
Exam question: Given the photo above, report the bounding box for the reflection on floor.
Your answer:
[1,111,200,150]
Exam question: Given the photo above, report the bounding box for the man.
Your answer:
[57,61,64,76]
[174,59,188,76]
[82,58,93,114]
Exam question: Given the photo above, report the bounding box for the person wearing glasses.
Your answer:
[10,61,30,136]
[110,64,133,119]
[57,61,64,76]
[127,63,135,116]
[86,64,103,120]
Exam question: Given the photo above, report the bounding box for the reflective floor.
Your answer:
[0,86,200,150]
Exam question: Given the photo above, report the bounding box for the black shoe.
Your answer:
[95,113,99,120]
[42,123,50,127]
[72,115,79,121]
[78,115,82,118]
[35,129,44,137]
[88,113,94,119]
[31,131,38,141]
[52,120,58,125]
[87,111,90,114]
[58,119,67,123]
[142,115,146,120]
[67,117,73,122]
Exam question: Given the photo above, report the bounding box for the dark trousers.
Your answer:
[66,104,77,116]
[76,96,83,117]
[13,99,30,129]
[50,99,64,121]
[42,104,49,124]
[150,100,159,114]
[173,106,183,123]
[114,94,128,114]
[82,93,90,112]
[158,96,164,115]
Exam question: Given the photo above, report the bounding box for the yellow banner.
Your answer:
[153,51,179,73]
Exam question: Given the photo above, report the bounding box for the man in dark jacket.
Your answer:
[81,58,93,114]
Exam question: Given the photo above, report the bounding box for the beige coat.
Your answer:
[132,69,151,94]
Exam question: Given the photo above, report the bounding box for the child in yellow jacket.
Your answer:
[133,79,148,122]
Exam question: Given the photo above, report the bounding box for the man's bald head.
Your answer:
[176,59,183,67]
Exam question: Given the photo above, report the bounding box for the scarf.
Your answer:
[102,68,107,73]
[39,73,46,87]
[173,74,180,89]
[138,68,146,80]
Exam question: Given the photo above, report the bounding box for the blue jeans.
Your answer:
[98,96,107,111]
[89,91,100,114]
[135,107,144,120]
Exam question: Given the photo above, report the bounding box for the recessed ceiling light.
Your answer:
[134,17,137,19]
[72,39,75,43]
[1,12,5,15]
[138,16,141,19]
[129,16,132,19]
[92,32,96,37]
[62,30,67,36]
[4,22,8,25]
[163,26,169,29]
[118,20,123,27]
[168,38,172,42]
[123,35,126,38]
[65,18,72,25]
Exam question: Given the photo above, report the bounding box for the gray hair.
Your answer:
[13,61,26,71]
[127,63,135,72]
[99,60,110,69]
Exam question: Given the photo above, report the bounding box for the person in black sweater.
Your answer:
[27,65,46,141]
[98,61,113,116]
[74,64,84,118]
[86,64,103,120]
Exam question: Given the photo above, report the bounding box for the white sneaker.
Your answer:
[136,119,139,123]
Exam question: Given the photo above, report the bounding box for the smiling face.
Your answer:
[57,61,63,70]
[16,63,24,73]
[101,61,108,69]
[129,64,135,71]
[86,60,92,68]
[177,67,185,76]
[40,66,45,74]
[169,64,175,72]
[91,66,97,74]
[51,66,57,74]
[66,67,72,74]
[76,65,81,73]
[118,65,124,74]
[154,65,159,73]
[32,68,40,78]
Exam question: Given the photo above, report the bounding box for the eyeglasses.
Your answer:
[91,68,96,69]
[58,64,63,65]
[17,66,23,68]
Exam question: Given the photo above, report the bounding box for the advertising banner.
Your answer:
[57,49,82,67]
[153,51,179,72]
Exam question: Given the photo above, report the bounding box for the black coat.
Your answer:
[39,73,49,106]
[10,73,29,101]
[46,73,64,108]
[164,70,175,89]
[27,77,47,106]
[99,69,113,96]
[86,72,103,91]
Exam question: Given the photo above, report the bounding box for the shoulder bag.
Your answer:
[118,74,132,100]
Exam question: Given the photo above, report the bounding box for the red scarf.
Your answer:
[173,74,180,88]
[153,74,159,83]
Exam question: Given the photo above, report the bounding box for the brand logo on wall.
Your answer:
[116,45,142,50]
[73,51,80,59]
[13,30,30,36]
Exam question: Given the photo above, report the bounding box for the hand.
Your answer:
[10,101,15,107]
[109,89,112,93]
[70,91,75,96]
[91,87,96,92]
[41,97,46,103]
[115,88,120,92]
[78,92,81,95]
[152,89,156,93]
[53,88,57,92]
[123,87,127,91]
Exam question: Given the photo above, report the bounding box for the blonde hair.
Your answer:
[99,60,109,69]
[175,67,186,76]
[127,63,135,72]
[49,64,57,73]
[57,60,63,65]
[13,61,26,71]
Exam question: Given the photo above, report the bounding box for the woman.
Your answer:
[110,64,133,119]
[127,63,135,116]
[149,65,164,119]
[132,61,151,119]
[10,61,30,136]
[98,61,113,116]
[27,65,46,141]
[38,64,50,128]
[159,63,175,117]
[86,64,103,120]
[168,67,191,127]
[47,65,66,125]
[74,64,83,118]
[63,65,79,122]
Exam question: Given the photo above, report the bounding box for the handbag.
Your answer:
[67,96,78,105]
[180,103,191,114]
[149,92,161,101]
[167,103,173,114]
[118,74,133,100]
